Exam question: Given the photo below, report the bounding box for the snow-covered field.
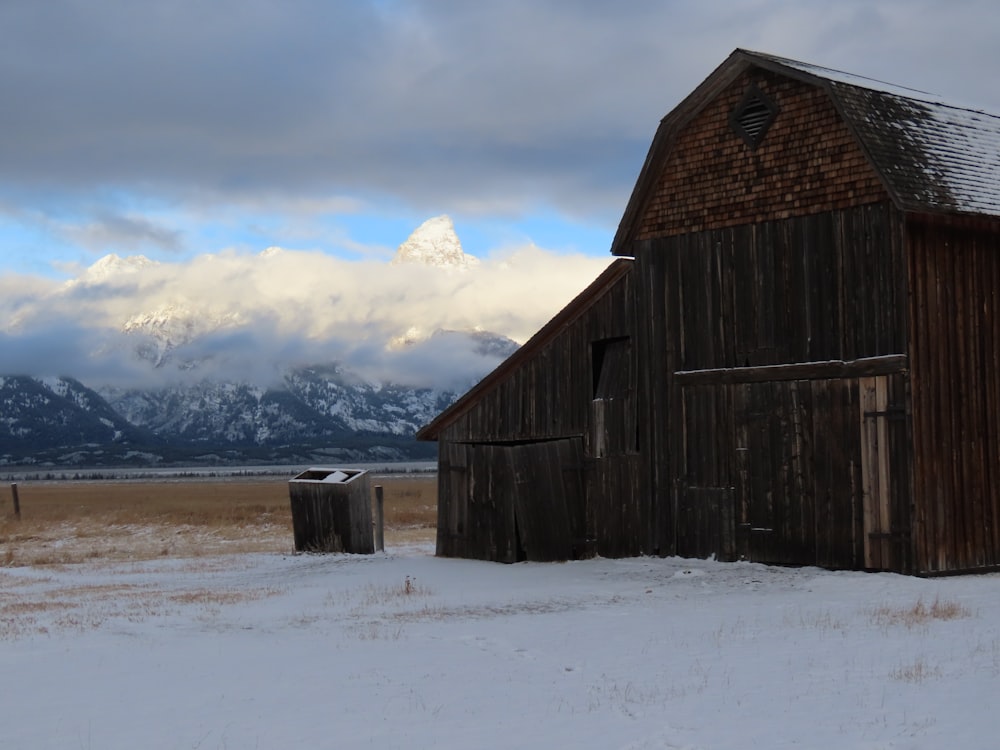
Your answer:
[3,543,999,749]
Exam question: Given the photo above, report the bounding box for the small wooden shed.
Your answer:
[288,468,374,553]
[420,49,1000,575]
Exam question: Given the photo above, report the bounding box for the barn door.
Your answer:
[678,385,736,560]
[456,438,587,563]
[732,382,789,565]
[732,380,832,567]
[859,376,895,570]
[507,438,586,562]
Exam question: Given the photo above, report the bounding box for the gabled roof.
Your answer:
[416,258,632,441]
[612,49,1000,255]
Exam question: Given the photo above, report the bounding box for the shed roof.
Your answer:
[612,49,1000,255]
[416,257,633,441]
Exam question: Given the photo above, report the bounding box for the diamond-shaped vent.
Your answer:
[730,85,779,149]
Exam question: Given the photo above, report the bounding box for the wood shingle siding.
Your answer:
[636,72,888,239]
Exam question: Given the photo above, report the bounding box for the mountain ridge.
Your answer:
[1,215,526,467]
[0,366,466,467]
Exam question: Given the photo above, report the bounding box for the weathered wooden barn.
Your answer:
[418,49,1000,575]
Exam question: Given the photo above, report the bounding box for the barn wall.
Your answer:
[436,439,588,562]
[439,269,635,443]
[675,374,911,570]
[665,203,909,370]
[908,216,1000,573]
[584,453,645,558]
[637,70,889,239]
[635,203,913,568]
[625,64,907,564]
[436,267,649,561]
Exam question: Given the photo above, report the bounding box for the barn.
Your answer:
[418,49,1000,575]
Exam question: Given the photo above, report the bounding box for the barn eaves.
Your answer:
[730,84,779,148]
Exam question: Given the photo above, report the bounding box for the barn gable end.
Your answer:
[636,69,889,238]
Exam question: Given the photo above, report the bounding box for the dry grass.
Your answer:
[0,475,437,566]
[869,596,972,629]
[167,588,276,606]
[890,658,941,683]
[0,579,278,639]
[358,576,432,607]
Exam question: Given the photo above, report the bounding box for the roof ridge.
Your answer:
[740,49,930,93]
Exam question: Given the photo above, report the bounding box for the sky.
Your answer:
[2,0,1000,386]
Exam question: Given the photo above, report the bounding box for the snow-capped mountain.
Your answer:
[0,369,459,467]
[0,216,531,467]
[392,215,479,269]
[64,253,158,287]
[122,304,246,368]
[0,329,517,466]
[0,376,157,461]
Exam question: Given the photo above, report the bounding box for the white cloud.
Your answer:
[3,1,998,223]
[1,245,612,389]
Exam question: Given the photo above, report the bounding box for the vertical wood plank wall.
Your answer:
[637,203,914,569]
[673,373,910,570]
[434,207,1000,574]
[436,268,646,562]
[908,216,1000,573]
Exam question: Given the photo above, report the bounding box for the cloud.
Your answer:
[0,323,150,386]
[0,244,612,389]
[3,1,997,224]
[59,212,182,254]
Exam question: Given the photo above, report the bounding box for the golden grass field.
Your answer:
[0,475,437,566]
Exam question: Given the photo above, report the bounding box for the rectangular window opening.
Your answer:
[592,337,631,399]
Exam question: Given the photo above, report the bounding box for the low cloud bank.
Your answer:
[0,246,611,390]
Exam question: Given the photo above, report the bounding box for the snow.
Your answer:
[392,214,479,270]
[758,50,942,103]
[3,547,1000,749]
[65,253,158,288]
[321,469,350,483]
[751,49,1000,220]
[915,103,1000,216]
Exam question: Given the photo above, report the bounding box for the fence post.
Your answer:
[374,485,385,552]
[11,483,20,520]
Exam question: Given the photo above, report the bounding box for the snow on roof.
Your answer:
[744,49,1000,219]
[832,84,1000,217]
[747,50,943,102]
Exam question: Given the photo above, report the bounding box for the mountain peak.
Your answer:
[121,304,245,368]
[392,215,479,269]
[89,253,156,277]
[68,253,158,287]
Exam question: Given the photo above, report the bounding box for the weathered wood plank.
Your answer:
[906,215,1000,573]
[675,355,908,385]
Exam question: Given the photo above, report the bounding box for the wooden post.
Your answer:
[10,483,20,520]
[375,484,385,552]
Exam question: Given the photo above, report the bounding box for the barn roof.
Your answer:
[612,49,1000,255]
[415,257,633,441]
